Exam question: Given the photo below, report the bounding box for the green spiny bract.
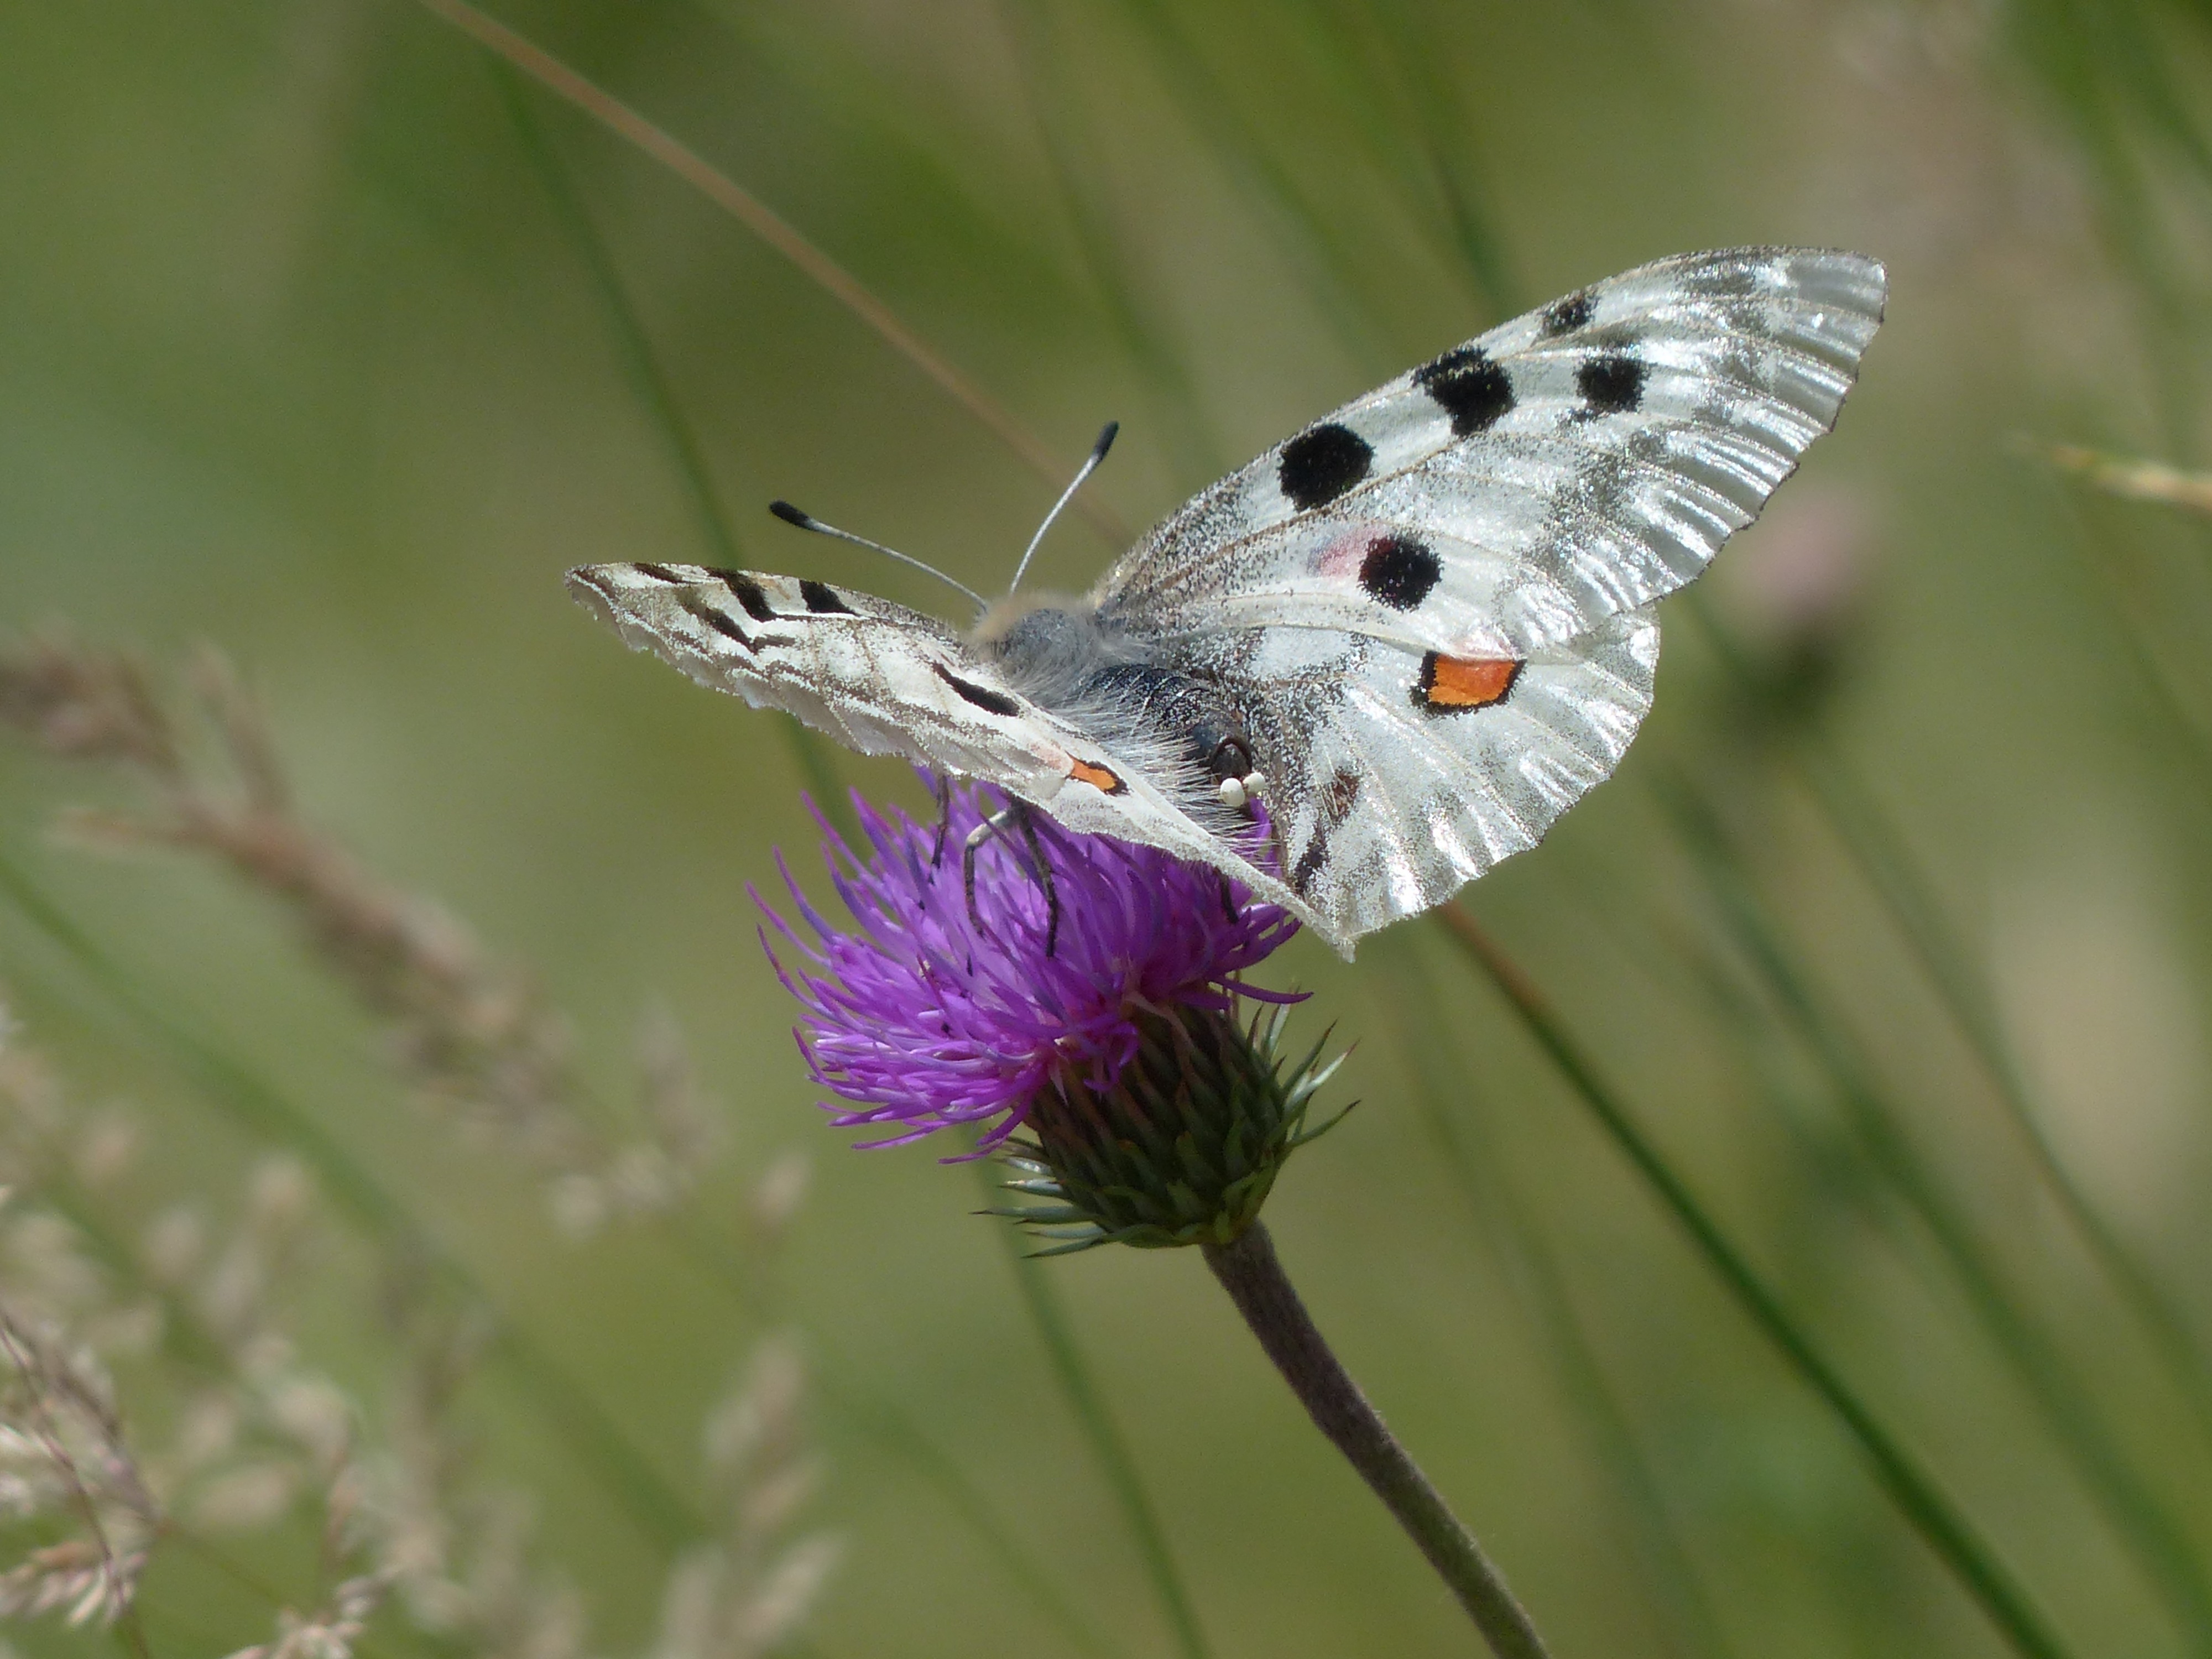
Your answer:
[991,1003,1348,1254]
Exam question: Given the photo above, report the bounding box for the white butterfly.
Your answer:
[568,246,1886,959]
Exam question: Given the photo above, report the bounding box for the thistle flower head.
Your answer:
[760,779,1300,1151]
[763,779,1345,1248]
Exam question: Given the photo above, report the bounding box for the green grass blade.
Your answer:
[983,1182,1213,1659]
[0,847,706,1554]
[2002,0,2212,448]
[1684,595,2212,1446]
[2047,487,2212,792]
[1097,0,1399,371]
[494,65,852,837]
[825,1360,1126,1659]
[412,0,1126,546]
[1800,743,2212,1434]
[997,0,1228,492]
[1435,906,2077,1659]
[1100,0,1522,365]
[1280,0,1521,322]
[1369,931,1737,1659]
[496,66,734,569]
[1660,779,2212,1650]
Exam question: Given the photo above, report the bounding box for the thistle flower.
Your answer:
[760,781,1538,1655]
[763,779,1342,1249]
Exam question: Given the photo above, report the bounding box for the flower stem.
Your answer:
[991,1199,1211,1659]
[1201,1221,1549,1658]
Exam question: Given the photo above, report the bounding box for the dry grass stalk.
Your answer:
[0,1011,552,1653]
[655,1335,840,1659]
[0,992,826,1657]
[2020,438,2212,516]
[0,1020,160,1634]
[0,632,833,1654]
[0,1305,158,1630]
[0,634,724,1233]
[225,1569,397,1659]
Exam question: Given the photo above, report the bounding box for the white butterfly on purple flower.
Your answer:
[569,246,1886,958]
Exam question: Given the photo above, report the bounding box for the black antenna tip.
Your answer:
[768,499,812,529]
[1092,421,1120,460]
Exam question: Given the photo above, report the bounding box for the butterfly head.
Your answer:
[968,593,1120,695]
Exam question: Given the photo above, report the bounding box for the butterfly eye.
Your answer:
[1206,733,1254,778]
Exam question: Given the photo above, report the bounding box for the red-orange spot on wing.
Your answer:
[1417,653,1522,711]
[1067,758,1125,794]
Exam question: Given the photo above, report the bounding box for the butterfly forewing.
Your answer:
[564,561,1331,928]
[1095,247,1885,656]
[569,563,1085,782]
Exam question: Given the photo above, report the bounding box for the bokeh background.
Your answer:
[4,1,2212,1656]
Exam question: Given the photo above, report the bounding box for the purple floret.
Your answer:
[758,778,1301,1155]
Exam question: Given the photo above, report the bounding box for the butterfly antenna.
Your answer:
[767,500,987,612]
[1008,421,1118,596]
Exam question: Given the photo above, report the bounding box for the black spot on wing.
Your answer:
[633,562,684,583]
[799,580,855,615]
[931,662,1023,717]
[685,602,752,650]
[1278,423,1374,511]
[1541,291,1594,336]
[704,568,778,622]
[1358,536,1442,612]
[1290,834,1329,897]
[1413,344,1515,436]
[1576,353,1646,415]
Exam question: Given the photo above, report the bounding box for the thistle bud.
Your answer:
[995,1002,1346,1253]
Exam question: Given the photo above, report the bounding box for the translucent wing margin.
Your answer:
[570,563,1031,780]
[1095,247,1885,656]
[1152,612,1660,950]
[564,562,1331,933]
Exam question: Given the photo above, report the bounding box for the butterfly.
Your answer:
[568,246,1885,959]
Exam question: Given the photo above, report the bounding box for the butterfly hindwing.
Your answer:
[1152,611,1658,945]
[1096,247,1885,657]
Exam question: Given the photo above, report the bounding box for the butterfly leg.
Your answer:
[961,813,1001,931]
[1013,806,1062,957]
[930,772,954,868]
[962,802,1062,956]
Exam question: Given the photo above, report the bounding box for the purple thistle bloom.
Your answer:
[758,778,1301,1155]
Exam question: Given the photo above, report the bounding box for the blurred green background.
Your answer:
[5,1,2212,1655]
